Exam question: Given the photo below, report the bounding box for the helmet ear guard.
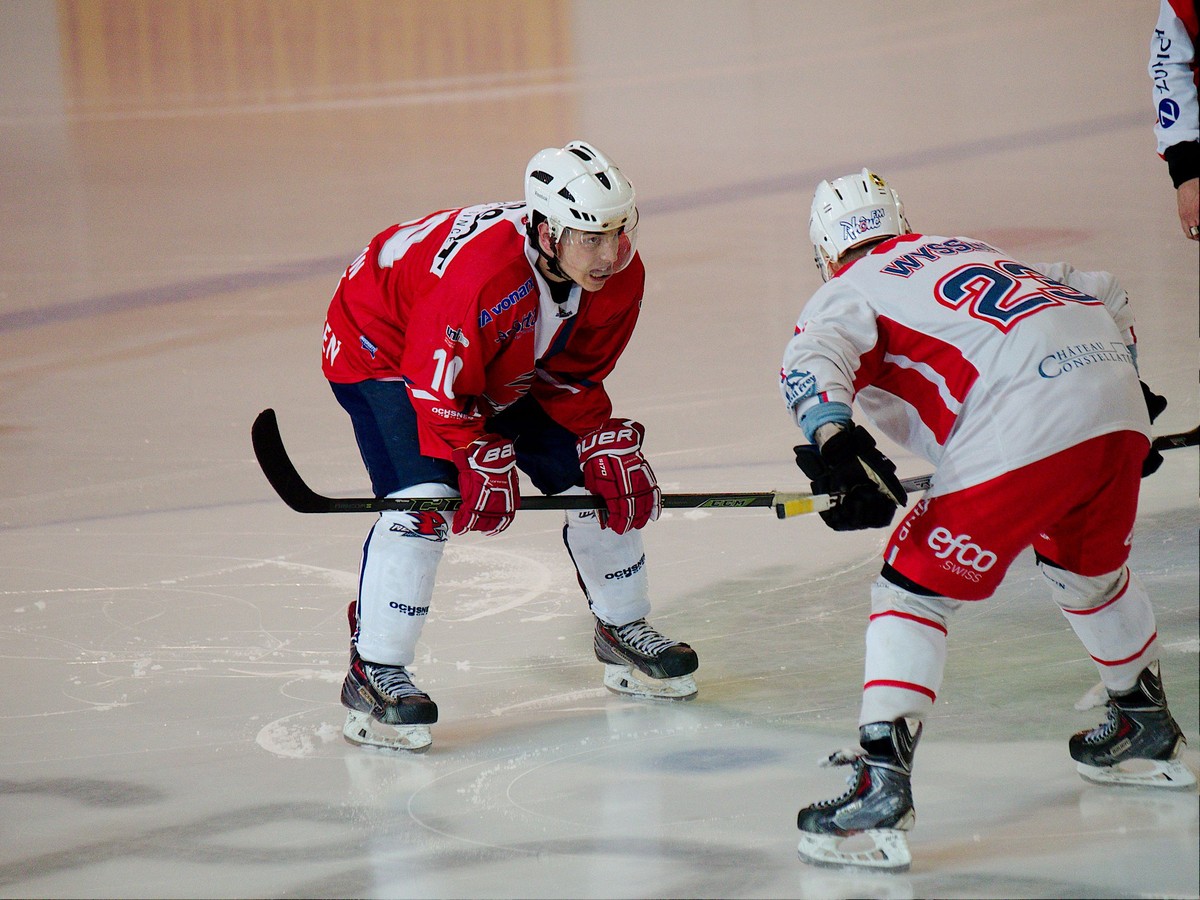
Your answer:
[809,168,910,281]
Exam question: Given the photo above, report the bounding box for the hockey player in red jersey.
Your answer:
[780,169,1193,871]
[322,142,698,752]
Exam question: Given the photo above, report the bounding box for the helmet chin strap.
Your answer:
[541,251,570,283]
[529,220,574,284]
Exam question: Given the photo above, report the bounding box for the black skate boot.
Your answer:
[1069,663,1194,789]
[796,718,921,871]
[594,617,698,700]
[341,648,438,752]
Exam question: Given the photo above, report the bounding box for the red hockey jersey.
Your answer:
[322,203,645,460]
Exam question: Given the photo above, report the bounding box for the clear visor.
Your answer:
[556,208,639,275]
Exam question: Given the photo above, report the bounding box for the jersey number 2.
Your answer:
[934,260,1101,333]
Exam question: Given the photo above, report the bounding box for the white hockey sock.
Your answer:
[354,482,454,666]
[1042,563,1159,693]
[561,486,651,626]
[859,578,958,726]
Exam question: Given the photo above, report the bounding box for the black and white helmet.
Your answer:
[525,141,638,243]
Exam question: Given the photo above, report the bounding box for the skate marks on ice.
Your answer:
[0,789,385,896]
[336,705,795,899]
[311,721,1195,899]
[255,539,605,759]
[3,552,348,718]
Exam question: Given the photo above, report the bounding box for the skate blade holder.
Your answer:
[1076,757,1197,789]
[602,664,697,700]
[343,710,433,753]
[797,828,912,872]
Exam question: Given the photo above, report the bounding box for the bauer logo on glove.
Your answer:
[578,418,662,534]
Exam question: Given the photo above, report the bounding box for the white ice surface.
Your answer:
[1,2,1196,898]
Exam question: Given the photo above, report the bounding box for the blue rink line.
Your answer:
[0,110,1142,336]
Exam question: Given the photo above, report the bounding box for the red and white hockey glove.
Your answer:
[451,435,520,536]
[577,418,661,535]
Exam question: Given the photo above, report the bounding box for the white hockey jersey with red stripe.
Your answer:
[322,202,644,460]
[780,233,1149,493]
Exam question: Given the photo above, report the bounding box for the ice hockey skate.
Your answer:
[796,719,921,872]
[341,649,438,753]
[594,617,698,700]
[1069,663,1195,789]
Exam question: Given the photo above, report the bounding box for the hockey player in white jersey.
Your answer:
[780,169,1193,872]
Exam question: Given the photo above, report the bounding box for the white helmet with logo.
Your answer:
[809,168,910,281]
[525,141,639,274]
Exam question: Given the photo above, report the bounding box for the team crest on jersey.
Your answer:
[445,326,470,348]
[388,511,448,542]
[479,370,536,415]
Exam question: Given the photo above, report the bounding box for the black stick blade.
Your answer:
[251,408,341,513]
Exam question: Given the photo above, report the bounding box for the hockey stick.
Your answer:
[252,409,1196,518]
[1149,424,1199,453]
[251,407,927,516]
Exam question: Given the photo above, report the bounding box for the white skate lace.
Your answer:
[612,619,679,656]
[364,663,426,701]
[1082,704,1121,743]
[811,750,867,808]
[819,747,866,768]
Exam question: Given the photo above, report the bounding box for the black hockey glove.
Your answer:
[794,425,908,531]
[1140,381,1168,477]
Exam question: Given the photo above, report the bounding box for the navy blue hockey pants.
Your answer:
[330,380,586,498]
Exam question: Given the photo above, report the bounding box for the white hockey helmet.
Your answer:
[525,141,639,273]
[809,168,910,281]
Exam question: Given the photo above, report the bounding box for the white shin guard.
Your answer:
[353,482,454,666]
[859,578,959,726]
[1041,563,1159,693]
[561,486,651,626]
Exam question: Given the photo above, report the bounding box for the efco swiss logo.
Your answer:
[928,527,996,582]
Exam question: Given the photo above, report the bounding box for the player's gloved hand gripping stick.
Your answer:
[794,425,907,531]
[451,435,520,535]
[577,418,662,534]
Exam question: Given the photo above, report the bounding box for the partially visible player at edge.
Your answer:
[1149,0,1199,240]
[320,141,698,753]
[778,169,1193,872]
